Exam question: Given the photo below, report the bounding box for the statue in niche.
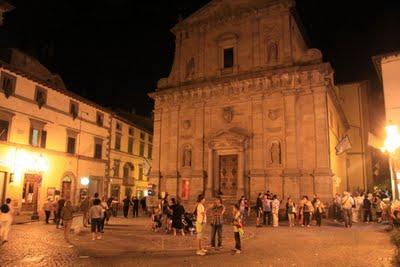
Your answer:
[270,141,281,165]
[267,42,278,64]
[183,147,192,167]
[185,57,195,79]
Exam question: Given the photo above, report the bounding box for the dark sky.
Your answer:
[1,0,400,123]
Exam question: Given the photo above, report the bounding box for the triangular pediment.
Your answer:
[207,128,251,149]
[182,0,277,26]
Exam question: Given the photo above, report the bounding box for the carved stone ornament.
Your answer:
[222,106,233,123]
[183,120,191,129]
[268,109,279,121]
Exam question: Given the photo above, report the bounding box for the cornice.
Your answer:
[149,63,332,108]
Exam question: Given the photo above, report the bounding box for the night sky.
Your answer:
[1,0,400,128]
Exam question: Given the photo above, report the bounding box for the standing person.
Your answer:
[302,196,313,227]
[171,198,185,236]
[131,196,136,218]
[80,196,90,227]
[122,195,130,218]
[0,202,12,245]
[341,191,354,228]
[56,196,66,229]
[43,198,53,224]
[195,194,207,256]
[133,197,140,217]
[255,193,264,227]
[232,204,243,254]
[374,196,383,223]
[210,196,225,250]
[52,197,59,224]
[100,196,109,232]
[271,195,280,227]
[353,193,363,223]
[61,200,74,242]
[333,193,342,222]
[91,193,100,205]
[363,194,373,223]
[262,194,272,226]
[89,198,103,240]
[238,196,246,221]
[140,196,147,215]
[313,197,325,227]
[286,197,296,227]
[111,198,119,217]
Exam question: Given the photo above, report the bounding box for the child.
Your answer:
[151,207,162,232]
[232,204,243,254]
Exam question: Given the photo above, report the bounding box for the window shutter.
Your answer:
[40,130,47,148]
[29,128,33,145]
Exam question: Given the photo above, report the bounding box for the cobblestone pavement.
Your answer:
[0,216,396,267]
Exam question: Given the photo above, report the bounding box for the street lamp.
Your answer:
[382,124,400,200]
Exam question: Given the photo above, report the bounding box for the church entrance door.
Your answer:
[219,155,238,196]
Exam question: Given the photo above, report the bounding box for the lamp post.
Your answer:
[382,124,400,200]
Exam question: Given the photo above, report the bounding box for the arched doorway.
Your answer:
[61,175,72,200]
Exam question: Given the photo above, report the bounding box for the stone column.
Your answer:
[313,87,333,201]
[283,93,300,199]
[237,149,245,199]
[148,108,162,196]
[206,148,213,198]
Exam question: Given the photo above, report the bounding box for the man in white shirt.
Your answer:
[196,195,207,256]
[341,192,355,228]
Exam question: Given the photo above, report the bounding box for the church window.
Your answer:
[223,47,234,68]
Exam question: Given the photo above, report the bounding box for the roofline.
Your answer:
[0,1,14,12]
[372,51,400,82]
[290,8,312,48]
[113,114,153,134]
[0,60,114,114]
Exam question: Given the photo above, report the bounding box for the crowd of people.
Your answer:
[1,185,399,253]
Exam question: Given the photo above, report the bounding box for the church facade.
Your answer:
[149,0,371,203]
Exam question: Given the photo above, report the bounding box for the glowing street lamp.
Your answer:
[80,177,90,186]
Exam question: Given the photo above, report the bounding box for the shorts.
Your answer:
[91,218,102,233]
[196,221,203,239]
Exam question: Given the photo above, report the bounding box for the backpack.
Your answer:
[0,204,9,213]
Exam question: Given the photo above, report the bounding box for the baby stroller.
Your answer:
[182,212,196,235]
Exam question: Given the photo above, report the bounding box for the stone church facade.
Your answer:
[149,0,370,203]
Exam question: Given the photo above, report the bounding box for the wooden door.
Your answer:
[219,155,238,196]
[21,174,41,212]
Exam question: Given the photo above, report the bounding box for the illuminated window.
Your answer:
[29,119,46,148]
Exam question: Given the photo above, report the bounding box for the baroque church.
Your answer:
[149,0,372,203]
